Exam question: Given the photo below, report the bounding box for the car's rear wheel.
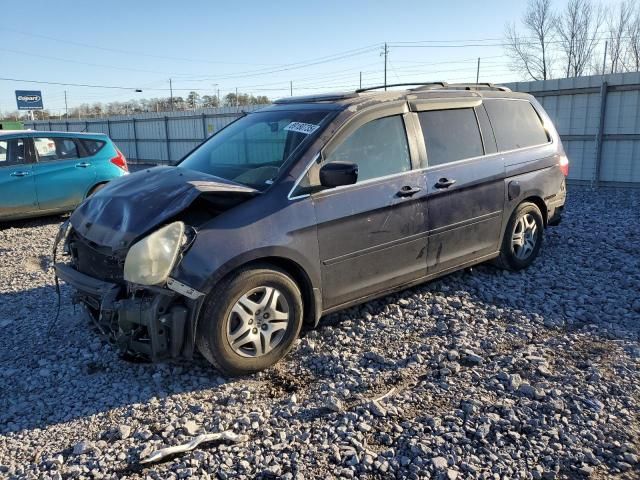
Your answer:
[496,202,544,270]
[196,265,303,376]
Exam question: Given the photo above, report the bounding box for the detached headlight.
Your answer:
[124,221,185,285]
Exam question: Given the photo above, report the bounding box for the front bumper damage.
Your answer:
[56,263,203,360]
[53,220,205,361]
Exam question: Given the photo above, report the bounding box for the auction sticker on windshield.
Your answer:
[284,122,320,135]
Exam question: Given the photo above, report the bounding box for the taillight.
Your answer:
[559,155,569,177]
[110,147,128,172]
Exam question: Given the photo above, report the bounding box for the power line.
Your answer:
[0,76,260,92]
[0,47,205,77]
[0,49,383,94]
[392,55,505,65]
[388,35,625,49]
[389,31,636,45]
[0,76,145,90]
[178,45,382,81]
[0,44,381,84]
[0,27,286,67]
[183,61,382,88]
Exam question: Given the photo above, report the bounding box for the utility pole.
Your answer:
[476,58,481,86]
[594,40,610,189]
[64,90,68,118]
[235,87,238,110]
[169,78,174,111]
[290,80,293,96]
[382,43,389,91]
[359,71,362,89]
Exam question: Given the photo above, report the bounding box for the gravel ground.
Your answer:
[0,185,639,480]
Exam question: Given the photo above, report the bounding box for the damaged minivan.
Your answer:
[55,83,567,375]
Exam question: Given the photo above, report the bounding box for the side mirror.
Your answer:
[319,161,358,188]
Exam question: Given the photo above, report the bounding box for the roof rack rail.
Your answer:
[274,91,360,104]
[446,83,511,92]
[356,82,447,93]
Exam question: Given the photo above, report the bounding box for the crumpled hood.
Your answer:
[70,166,257,250]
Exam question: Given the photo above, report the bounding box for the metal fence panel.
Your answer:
[600,140,640,183]
[563,139,596,182]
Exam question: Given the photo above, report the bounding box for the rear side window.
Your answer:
[418,108,484,167]
[81,139,106,155]
[34,137,79,161]
[325,115,411,183]
[0,140,7,163]
[484,100,549,151]
[0,138,26,165]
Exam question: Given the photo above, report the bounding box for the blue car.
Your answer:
[0,130,128,220]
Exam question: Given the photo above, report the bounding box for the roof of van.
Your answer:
[271,83,533,108]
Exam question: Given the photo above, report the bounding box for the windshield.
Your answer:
[178,109,331,189]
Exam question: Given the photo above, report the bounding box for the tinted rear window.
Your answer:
[418,108,484,167]
[81,139,106,155]
[484,99,549,151]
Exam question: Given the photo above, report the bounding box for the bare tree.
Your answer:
[627,3,640,71]
[505,0,557,80]
[607,1,634,73]
[556,0,605,77]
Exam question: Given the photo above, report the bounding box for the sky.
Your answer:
[0,0,578,116]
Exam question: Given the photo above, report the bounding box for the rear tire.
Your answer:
[196,265,303,376]
[496,202,544,271]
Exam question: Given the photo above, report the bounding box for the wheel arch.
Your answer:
[84,181,108,199]
[520,195,548,226]
[498,193,548,254]
[202,255,321,328]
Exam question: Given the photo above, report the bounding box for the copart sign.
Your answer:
[16,90,44,110]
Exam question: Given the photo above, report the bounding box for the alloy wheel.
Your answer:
[512,213,538,260]
[226,286,290,358]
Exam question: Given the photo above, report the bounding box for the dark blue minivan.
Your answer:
[56,83,568,375]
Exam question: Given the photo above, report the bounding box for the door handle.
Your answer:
[10,171,30,177]
[434,177,456,189]
[397,185,422,197]
[75,162,91,168]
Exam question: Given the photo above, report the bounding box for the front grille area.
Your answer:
[69,231,125,282]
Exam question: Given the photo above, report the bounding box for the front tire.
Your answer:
[196,265,303,376]
[497,202,544,271]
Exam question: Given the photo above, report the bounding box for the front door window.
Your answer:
[325,115,411,182]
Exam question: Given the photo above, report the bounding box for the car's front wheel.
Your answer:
[196,265,303,376]
[497,201,544,270]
